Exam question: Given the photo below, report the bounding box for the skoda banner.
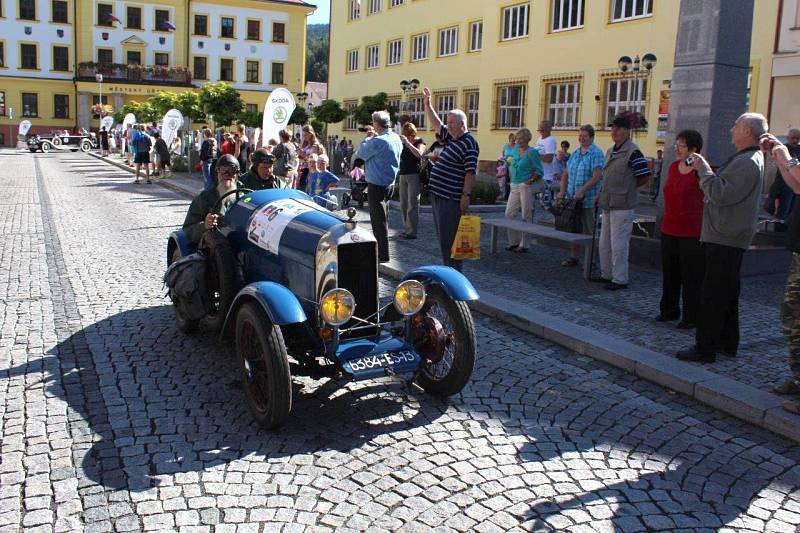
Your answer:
[261,88,296,147]
[18,120,32,136]
[161,108,183,146]
[122,113,136,130]
[101,116,114,131]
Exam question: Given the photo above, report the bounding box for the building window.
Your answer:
[546,81,581,128]
[387,39,403,65]
[193,56,207,79]
[469,21,483,52]
[98,48,113,63]
[407,95,426,130]
[52,0,68,23]
[155,9,169,31]
[344,100,357,130]
[155,52,169,66]
[611,0,652,22]
[604,77,647,126]
[368,0,381,15]
[0,92,5,116]
[54,94,69,118]
[346,49,359,72]
[246,103,258,114]
[246,60,259,82]
[22,93,38,117]
[366,44,379,69]
[20,0,36,20]
[438,26,458,57]
[272,22,285,43]
[20,43,37,69]
[388,95,401,115]
[97,3,112,26]
[271,62,284,84]
[501,3,530,41]
[552,0,584,31]
[127,50,141,65]
[221,17,234,38]
[247,19,260,40]
[465,90,479,129]
[53,46,69,71]
[349,0,360,20]
[220,58,234,81]
[126,6,142,29]
[391,0,404,6]
[435,93,456,123]
[0,43,4,68]
[194,14,208,35]
[411,33,428,62]
[495,84,526,129]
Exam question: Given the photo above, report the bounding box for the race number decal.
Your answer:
[247,198,316,254]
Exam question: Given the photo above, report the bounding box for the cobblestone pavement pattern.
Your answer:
[1,151,799,532]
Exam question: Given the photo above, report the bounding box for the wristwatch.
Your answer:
[785,158,800,172]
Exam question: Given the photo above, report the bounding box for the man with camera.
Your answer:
[676,113,766,363]
[355,111,403,263]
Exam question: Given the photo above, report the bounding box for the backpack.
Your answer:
[163,252,209,321]
[273,143,294,175]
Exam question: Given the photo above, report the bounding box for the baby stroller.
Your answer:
[341,158,367,209]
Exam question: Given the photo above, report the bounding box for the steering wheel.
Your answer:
[211,188,254,216]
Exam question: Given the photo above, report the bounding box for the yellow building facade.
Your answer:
[0,0,313,144]
[327,0,777,164]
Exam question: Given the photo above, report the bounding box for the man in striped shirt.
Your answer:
[422,87,480,271]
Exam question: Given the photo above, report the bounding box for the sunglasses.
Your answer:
[218,169,237,177]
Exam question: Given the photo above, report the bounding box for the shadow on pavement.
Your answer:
[4,304,444,493]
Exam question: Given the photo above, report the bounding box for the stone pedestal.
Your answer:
[77,92,91,131]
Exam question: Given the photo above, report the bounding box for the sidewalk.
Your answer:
[88,151,800,442]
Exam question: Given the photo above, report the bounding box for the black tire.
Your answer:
[415,286,476,397]
[341,193,351,209]
[80,140,91,152]
[169,248,199,334]
[41,142,51,153]
[200,234,242,332]
[29,148,36,153]
[236,302,292,429]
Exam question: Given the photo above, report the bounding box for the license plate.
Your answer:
[344,350,416,373]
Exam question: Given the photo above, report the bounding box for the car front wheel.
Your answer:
[414,286,477,397]
[236,302,292,429]
[80,140,91,152]
[41,142,51,153]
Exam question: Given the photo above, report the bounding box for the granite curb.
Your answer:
[88,151,800,443]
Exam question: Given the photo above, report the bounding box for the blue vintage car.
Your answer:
[167,188,479,429]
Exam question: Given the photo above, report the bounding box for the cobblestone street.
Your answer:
[2,150,800,532]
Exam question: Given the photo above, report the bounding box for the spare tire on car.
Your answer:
[200,232,243,332]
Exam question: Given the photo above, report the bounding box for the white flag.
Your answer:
[18,120,32,136]
[101,116,114,131]
[161,109,183,146]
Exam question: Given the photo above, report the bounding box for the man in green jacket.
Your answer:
[182,154,244,245]
[240,149,281,190]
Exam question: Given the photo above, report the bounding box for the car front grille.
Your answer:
[337,242,378,338]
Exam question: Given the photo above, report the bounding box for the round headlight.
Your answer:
[320,288,355,326]
[394,280,426,316]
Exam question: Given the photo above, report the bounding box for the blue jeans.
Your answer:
[430,194,463,272]
[202,161,214,191]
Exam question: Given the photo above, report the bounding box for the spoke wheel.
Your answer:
[236,303,292,429]
[415,286,476,397]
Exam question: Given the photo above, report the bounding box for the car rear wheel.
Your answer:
[80,140,91,152]
[200,233,242,332]
[236,302,292,429]
[169,248,199,334]
[414,286,476,397]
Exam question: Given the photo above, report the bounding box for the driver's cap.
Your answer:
[216,154,240,173]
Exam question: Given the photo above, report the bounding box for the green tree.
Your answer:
[113,100,157,124]
[312,99,347,138]
[199,82,244,127]
[351,93,398,126]
[235,109,263,128]
[174,91,204,122]
[306,24,329,83]
[148,91,178,118]
[289,107,309,126]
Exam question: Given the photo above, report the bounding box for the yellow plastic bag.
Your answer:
[451,215,481,260]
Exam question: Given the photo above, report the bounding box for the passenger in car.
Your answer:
[241,149,281,191]
[182,154,244,244]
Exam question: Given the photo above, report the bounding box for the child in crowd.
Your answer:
[305,154,319,196]
[312,155,340,209]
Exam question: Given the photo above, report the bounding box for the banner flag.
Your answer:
[261,88,296,147]
[161,109,183,146]
[18,120,32,136]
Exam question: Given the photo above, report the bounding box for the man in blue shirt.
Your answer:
[356,111,402,262]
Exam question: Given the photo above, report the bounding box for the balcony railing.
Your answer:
[77,62,192,86]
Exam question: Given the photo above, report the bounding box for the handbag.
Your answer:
[451,215,481,260]
[550,198,583,233]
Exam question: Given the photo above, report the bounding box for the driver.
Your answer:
[240,149,281,190]
[182,154,243,245]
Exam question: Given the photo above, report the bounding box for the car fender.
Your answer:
[403,265,479,302]
[167,230,197,265]
[221,282,308,338]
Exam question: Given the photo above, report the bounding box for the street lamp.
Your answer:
[399,79,420,111]
[296,92,308,108]
[96,73,104,119]
[617,53,657,119]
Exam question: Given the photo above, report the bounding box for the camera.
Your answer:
[685,155,696,166]
[357,127,369,132]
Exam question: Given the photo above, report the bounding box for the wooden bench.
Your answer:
[482,218,596,279]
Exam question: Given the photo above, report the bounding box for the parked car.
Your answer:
[166,188,479,429]
[28,132,97,153]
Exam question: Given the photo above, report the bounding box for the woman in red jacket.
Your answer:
[657,130,705,329]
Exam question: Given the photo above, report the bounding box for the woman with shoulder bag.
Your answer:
[504,127,544,253]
